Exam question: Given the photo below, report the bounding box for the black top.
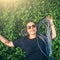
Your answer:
[13,36,48,60]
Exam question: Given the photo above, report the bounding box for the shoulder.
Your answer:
[12,36,28,47]
[13,36,27,42]
[18,36,28,42]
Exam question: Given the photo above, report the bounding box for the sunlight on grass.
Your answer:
[0,0,23,5]
[0,0,29,4]
[0,0,31,9]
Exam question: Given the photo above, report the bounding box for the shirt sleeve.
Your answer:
[12,37,24,47]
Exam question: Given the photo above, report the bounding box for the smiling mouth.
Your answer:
[30,30,36,32]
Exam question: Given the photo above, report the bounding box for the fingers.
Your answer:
[46,15,53,20]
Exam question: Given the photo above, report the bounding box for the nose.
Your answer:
[30,26,35,30]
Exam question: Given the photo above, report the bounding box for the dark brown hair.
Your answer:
[25,20,36,28]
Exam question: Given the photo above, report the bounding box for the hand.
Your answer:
[46,15,53,24]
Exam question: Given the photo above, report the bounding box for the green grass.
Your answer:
[0,0,60,60]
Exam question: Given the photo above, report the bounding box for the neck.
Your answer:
[29,34,37,39]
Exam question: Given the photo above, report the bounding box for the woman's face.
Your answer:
[26,22,37,35]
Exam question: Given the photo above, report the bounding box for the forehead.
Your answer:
[27,22,35,26]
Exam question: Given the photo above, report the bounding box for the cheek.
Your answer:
[35,28,37,32]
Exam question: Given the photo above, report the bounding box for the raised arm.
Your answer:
[46,15,56,39]
[0,35,14,47]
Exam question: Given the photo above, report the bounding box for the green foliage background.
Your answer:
[0,0,60,60]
